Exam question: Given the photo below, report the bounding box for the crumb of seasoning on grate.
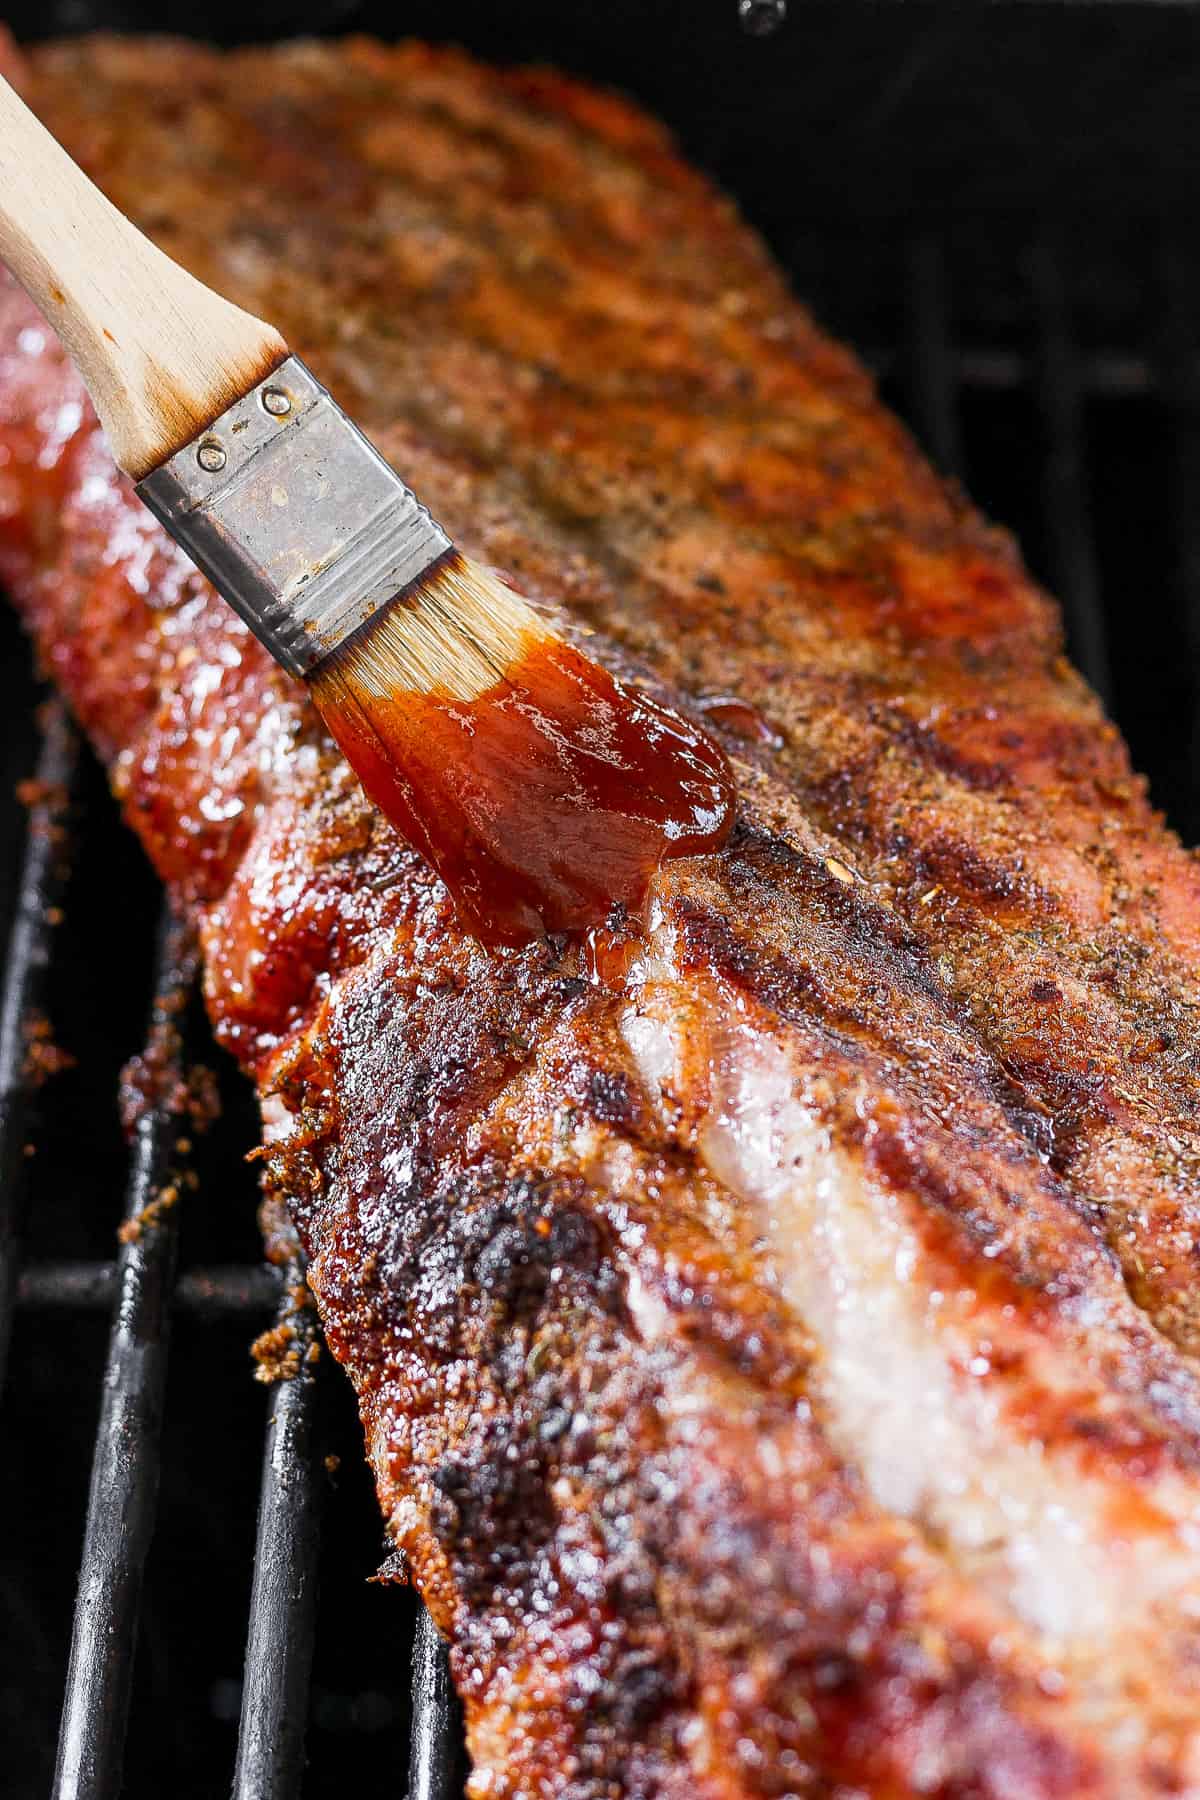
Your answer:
[119,1034,220,1137]
[15,771,70,856]
[15,776,68,812]
[117,1182,179,1245]
[251,1278,318,1384]
[250,1321,304,1383]
[22,1009,75,1086]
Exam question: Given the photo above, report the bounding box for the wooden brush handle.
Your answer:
[0,72,288,479]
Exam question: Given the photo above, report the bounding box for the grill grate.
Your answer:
[2,222,1197,1795]
[0,701,76,1392]
[53,912,191,1800]
[0,726,466,1796]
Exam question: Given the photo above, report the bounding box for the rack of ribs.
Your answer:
[4,33,1200,1798]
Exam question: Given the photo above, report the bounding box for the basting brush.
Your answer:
[0,72,733,946]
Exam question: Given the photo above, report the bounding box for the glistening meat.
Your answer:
[4,32,1200,1798]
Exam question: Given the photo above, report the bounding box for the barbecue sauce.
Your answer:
[583,917,648,987]
[696,693,784,748]
[311,632,735,947]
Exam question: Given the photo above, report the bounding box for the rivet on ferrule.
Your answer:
[261,388,291,417]
[197,439,227,473]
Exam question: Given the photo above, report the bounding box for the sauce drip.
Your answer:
[311,633,735,947]
[696,693,784,747]
[583,917,648,988]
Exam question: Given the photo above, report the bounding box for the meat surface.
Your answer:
[6,33,1200,1798]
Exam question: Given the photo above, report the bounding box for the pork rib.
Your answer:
[5,34,1200,1797]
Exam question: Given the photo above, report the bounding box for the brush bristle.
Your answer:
[318,554,549,703]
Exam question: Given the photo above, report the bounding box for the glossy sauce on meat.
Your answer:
[695,692,784,747]
[311,630,734,944]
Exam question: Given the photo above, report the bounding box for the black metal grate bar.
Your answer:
[409,1606,468,1800]
[52,912,193,1800]
[1031,243,1112,701]
[16,1260,282,1315]
[232,1267,324,1800]
[0,701,75,1392]
[868,344,1193,398]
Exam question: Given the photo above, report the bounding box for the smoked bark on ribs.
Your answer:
[5,33,1200,1799]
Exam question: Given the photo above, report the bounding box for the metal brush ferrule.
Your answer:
[135,356,452,678]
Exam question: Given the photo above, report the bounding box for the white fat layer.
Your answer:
[618,997,1200,1667]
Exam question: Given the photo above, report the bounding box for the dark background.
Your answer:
[8,1,1200,227]
[4,4,1200,1795]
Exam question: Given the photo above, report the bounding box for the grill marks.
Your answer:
[674,836,1066,1171]
[8,33,1200,1795]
